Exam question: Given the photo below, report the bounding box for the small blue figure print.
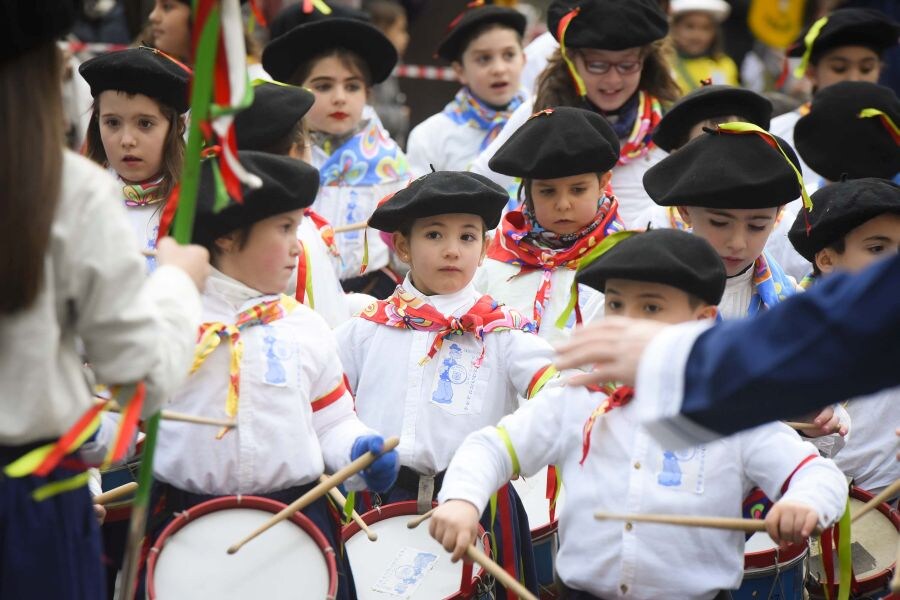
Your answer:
[344,191,362,241]
[145,225,159,272]
[262,326,286,385]
[432,343,465,405]
[657,451,683,487]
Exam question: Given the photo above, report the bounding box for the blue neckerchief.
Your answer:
[747,250,797,316]
[318,119,409,187]
[442,86,526,151]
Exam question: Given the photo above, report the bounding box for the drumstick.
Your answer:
[319,475,377,542]
[407,507,436,529]
[93,482,139,505]
[465,544,538,600]
[595,511,767,533]
[783,421,815,430]
[97,399,237,429]
[141,249,157,257]
[227,436,399,554]
[851,478,900,523]
[333,221,368,234]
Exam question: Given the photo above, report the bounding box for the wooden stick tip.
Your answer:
[367,531,378,542]
[226,545,240,555]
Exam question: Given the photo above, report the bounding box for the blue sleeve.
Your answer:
[682,254,900,435]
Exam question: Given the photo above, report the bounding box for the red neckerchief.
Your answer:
[304,208,340,257]
[580,384,634,465]
[486,197,624,328]
[358,286,536,366]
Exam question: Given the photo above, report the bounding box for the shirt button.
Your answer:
[633,461,641,469]
[620,583,629,594]
[625,522,633,531]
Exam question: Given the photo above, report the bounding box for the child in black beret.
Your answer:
[477,106,625,345]
[407,2,527,177]
[428,228,847,600]
[262,18,412,298]
[336,171,567,598]
[79,46,191,269]
[787,178,900,499]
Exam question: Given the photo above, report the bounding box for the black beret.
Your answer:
[643,125,803,209]
[368,171,509,232]
[788,178,900,263]
[192,151,320,247]
[268,2,370,40]
[1,0,81,61]
[436,5,526,63]
[547,0,668,50]
[79,47,191,114]
[488,106,619,179]
[787,8,899,60]
[263,18,397,84]
[794,81,900,182]
[577,229,727,305]
[652,85,773,153]
[234,81,315,152]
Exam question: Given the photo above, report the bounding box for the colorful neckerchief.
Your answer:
[121,174,167,207]
[617,90,663,165]
[318,118,410,187]
[486,196,625,328]
[442,85,527,152]
[191,295,299,438]
[579,383,634,465]
[359,286,536,366]
[304,207,340,257]
[747,251,797,315]
[798,272,816,290]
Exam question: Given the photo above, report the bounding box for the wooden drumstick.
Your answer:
[783,421,815,430]
[333,221,368,234]
[597,511,764,533]
[851,478,900,523]
[93,482,139,506]
[141,248,157,258]
[97,399,237,429]
[407,507,436,529]
[319,475,377,542]
[465,544,538,600]
[227,436,399,554]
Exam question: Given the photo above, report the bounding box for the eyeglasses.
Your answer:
[579,56,643,76]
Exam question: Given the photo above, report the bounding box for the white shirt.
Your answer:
[769,108,824,189]
[474,259,605,346]
[469,97,665,228]
[520,31,559,97]
[154,270,373,495]
[0,152,201,445]
[834,388,900,494]
[719,267,755,320]
[336,276,558,475]
[406,110,493,178]
[440,383,848,600]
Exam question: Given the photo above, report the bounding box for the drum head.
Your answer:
[344,502,486,600]
[149,497,334,599]
[511,466,566,539]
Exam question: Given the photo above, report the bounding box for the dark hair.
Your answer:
[534,40,681,110]
[84,92,186,200]
[287,48,373,88]
[0,42,65,313]
[261,118,310,157]
[812,237,846,276]
[395,216,489,240]
[366,0,406,30]
[455,22,524,64]
[205,224,254,266]
[671,11,725,58]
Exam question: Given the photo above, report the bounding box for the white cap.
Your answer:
[669,0,731,22]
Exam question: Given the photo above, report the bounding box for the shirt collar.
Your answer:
[206,268,274,311]
[403,274,479,317]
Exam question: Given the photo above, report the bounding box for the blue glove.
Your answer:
[351,435,399,493]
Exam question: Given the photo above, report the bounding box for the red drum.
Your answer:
[735,531,808,599]
[807,486,900,599]
[147,496,338,599]
[342,501,489,599]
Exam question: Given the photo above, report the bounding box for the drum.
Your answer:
[807,486,900,599]
[511,466,566,595]
[147,496,338,599]
[342,500,489,599]
[734,532,808,600]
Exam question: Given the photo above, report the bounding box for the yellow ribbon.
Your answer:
[794,15,829,79]
[858,108,900,141]
[558,8,587,98]
[496,426,521,478]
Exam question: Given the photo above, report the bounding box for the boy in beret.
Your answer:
[150,151,399,600]
[788,178,900,497]
[406,2,527,178]
[429,229,848,600]
[477,106,625,345]
[336,171,567,597]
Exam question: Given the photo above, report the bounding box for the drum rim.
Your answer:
[341,500,489,600]
[744,535,808,569]
[808,485,900,593]
[146,495,339,599]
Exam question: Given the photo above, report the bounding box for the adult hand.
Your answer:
[555,317,670,387]
[156,237,210,291]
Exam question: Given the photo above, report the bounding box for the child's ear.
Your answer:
[451,60,468,86]
[599,171,613,191]
[677,206,693,226]
[392,231,411,264]
[815,248,837,275]
[696,304,718,321]
[215,231,238,255]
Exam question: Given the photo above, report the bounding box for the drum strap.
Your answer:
[416,475,435,515]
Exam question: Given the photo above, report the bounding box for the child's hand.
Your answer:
[93,503,107,526]
[792,405,847,438]
[351,435,399,493]
[765,500,819,545]
[429,500,481,562]
[156,237,210,291]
